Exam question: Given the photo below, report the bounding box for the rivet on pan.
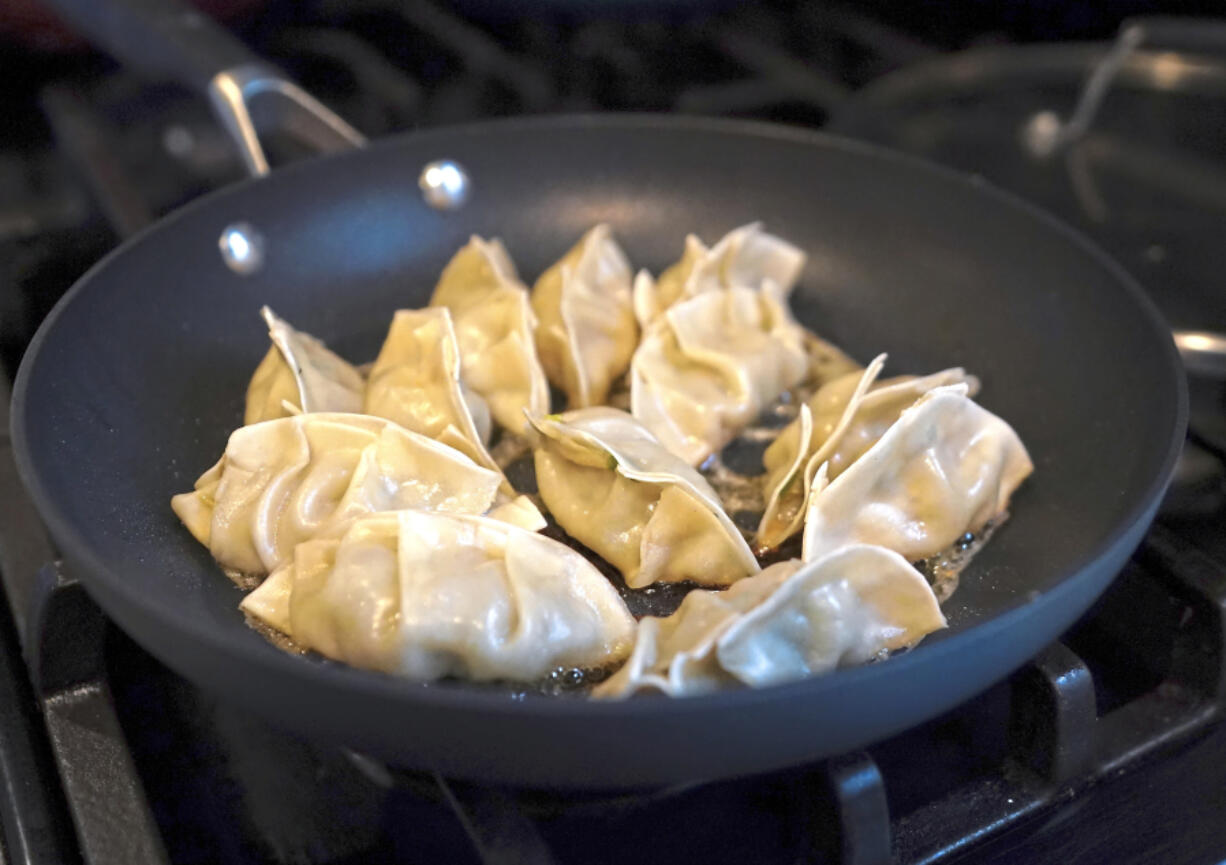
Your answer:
[218,222,265,275]
[1021,110,1061,158]
[418,160,470,210]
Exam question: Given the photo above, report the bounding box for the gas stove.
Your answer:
[2,2,1224,864]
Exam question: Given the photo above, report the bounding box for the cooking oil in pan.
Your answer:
[915,519,1003,603]
[225,568,262,592]
[245,615,308,655]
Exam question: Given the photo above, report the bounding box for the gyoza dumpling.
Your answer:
[429,236,549,433]
[485,494,549,532]
[594,544,945,698]
[632,223,806,328]
[531,224,638,408]
[239,495,549,634]
[758,356,979,549]
[364,308,502,479]
[631,283,808,466]
[171,413,502,577]
[529,408,759,589]
[241,510,636,682]
[802,385,1033,564]
[244,306,365,424]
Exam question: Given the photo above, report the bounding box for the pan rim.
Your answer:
[834,40,1226,104]
[826,41,1226,138]
[9,113,1188,721]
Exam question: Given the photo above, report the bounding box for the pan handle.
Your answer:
[1023,16,1226,158]
[43,0,365,176]
[1174,331,1226,379]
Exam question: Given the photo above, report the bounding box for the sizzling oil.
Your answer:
[245,614,309,655]
[915,519,1003,603]
[225,568,263,592]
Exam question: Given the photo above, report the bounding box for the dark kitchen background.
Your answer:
[2,1,1225,864]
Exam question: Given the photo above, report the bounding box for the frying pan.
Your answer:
[826,21,1226,340]
[11,0,1186,789]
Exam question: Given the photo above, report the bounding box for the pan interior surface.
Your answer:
[10,116,1185,787]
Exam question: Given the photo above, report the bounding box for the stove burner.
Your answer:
[3,3,1226,864]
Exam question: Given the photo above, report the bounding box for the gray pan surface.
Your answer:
[10,116,1186,789]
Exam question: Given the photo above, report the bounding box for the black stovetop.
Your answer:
[2,2,1225,864]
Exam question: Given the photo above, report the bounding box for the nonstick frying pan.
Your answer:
[12,0,1186,789]
[825,20,1226,341]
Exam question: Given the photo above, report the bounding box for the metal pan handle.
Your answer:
[44,0,365,177]
[1024,15,1226,158]
[1174,331,1226,379]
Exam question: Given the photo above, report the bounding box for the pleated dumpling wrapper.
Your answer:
[758,355,980,550]
[244,306,365,424]
[594,544,945,698]
[429,236,549,433]
[240,510,636,683]
[171,413,502,579]
[528,408,759,589]
[238,496,549,636]
[531,224,638,408]
[632,222,806,328]
[802,385,1034,564]
[631,282,808,466]
[484,494,549,532]
[364,307,502,478]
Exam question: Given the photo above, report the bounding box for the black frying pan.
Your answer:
[11,0,1186,789]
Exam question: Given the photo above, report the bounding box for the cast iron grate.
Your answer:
[2,3,1226,863]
